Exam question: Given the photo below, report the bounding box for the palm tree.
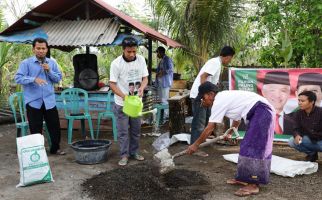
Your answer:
[148,0,244,70]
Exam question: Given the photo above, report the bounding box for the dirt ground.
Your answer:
[82,164,211,200]
[0,123,322,200]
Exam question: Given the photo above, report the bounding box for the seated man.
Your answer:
[288,91,322,162]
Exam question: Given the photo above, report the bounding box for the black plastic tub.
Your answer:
[71,140,112,164]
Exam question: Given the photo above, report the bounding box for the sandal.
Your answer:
[52,149,66,155]
[226,179,248,186]
[234,185,259,197]
[118,157,128,166]
[131,154,145,161]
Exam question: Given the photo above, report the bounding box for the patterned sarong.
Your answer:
[236,101,274,185]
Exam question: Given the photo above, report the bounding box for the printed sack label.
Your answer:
[16,134,53,187]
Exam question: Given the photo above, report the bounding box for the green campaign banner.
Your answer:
[234,70,257,92]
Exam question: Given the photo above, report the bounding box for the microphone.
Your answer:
[39,58,48,73]
[38,57,45,65]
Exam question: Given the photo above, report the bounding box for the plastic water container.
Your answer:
[123,95,143,118]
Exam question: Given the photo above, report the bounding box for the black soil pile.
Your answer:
[82,162,211,200]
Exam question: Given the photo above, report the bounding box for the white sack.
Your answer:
[170,133,191,145]
[152,133,191,152]
[16,134,54,187]
[223,153,318,177]
[152,132,171,151]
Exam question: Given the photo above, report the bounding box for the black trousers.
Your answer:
[26,103,61,153]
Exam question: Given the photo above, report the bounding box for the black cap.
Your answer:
[297,73,322,88]
[196,81,219,100]
[263,71,290,85]
[155,46,166,53]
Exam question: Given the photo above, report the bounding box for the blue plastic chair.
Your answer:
[8,92,52,147]
[60,88,94,144]
[153,103,169,127]
[96,90,117,141]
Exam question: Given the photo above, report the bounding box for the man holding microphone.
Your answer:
[15,38,64,155]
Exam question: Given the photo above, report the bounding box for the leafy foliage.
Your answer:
[250,0,321,67]
[97,46,123,82]
[0,9,13,105]
[230,20,259,67]
[148,0,244,71]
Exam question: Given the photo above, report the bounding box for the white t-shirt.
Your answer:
[209,90,273,123]
[190,57,222,98]
[109,55,149,106]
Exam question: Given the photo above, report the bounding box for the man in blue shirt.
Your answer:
[155,46,174,120]
[15,38,64,155]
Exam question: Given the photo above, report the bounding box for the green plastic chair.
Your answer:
[60,88,94,144]
[96,90,117,141]
[8,92,52,147]
[153,103,169,127]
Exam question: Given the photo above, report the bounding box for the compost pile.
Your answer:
[82,162,211,200]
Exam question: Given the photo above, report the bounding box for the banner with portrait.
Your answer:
[229,68,322,141]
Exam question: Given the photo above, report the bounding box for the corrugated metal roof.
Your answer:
[42,18,120,47]
[94,0,183,48]
[0,0,183,48]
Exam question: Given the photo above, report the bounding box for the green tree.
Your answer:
[0,9,13,104]
[0,0,36,105]
[97,46,123,82]
[148,0,244,71]
[117,0,153,26]
[231,20,260,67]
[250,0,321,67]
[50,48,78,88]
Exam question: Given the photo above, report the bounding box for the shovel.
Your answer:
[154,127,239,174]
[172,127,239,158]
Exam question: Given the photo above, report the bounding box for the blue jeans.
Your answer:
[190,98,211,144]
[288,135,322,156]
[113,104,141,158]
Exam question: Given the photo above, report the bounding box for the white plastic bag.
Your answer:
[152,132,171,151]
[152,132,192,152]
[16,134,54,187]
[223,153,318,177]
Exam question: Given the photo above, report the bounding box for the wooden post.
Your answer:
[85,0,90,55]
[148,39,153,85]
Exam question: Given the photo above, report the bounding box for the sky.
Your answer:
[3,0,146,25]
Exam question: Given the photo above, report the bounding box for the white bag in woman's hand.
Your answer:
[16,134,54,187]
